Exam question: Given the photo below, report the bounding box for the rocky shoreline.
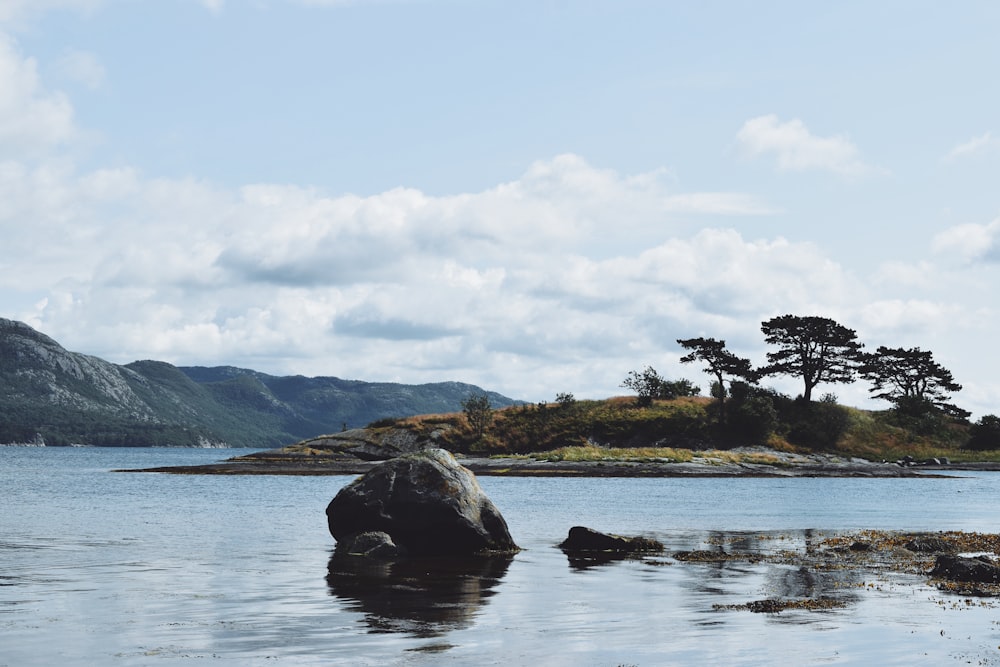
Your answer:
[118,446,999,477]
[113,425,1000,477]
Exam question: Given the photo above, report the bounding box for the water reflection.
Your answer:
[765,565,859,600]
[665,530,867,623]
[325,554,513,637]
[560,550,642,570]
[553,529,871,627]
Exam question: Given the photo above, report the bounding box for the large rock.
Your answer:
[326,448,518,556]
[930,555,1000,583]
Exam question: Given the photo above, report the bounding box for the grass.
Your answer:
[340,394,999,464]
[523,445,696,463]
[831,407,985,461]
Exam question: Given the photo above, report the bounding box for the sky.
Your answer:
[2,0,1000,417]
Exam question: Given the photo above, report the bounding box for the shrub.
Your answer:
[366,417,400,429]
[884,396,950,437]
[622,367,700,407]
[785,399,851,450]
[726,395,778,442]
[965,414,1000,451]
[665,378,701,397]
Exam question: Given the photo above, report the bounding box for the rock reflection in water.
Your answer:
[667,530,866,620]
[765,565,860,601]
[325,554,513,637]
[562,551,637,571]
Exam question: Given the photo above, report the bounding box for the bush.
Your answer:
[724,383,780,442]
[366,417,400,429]
[785,399,851,450]
[884,396,950,437]
[965,414,1000,451]
[727,395,779,442]
[622,367,700,407]
[664,378,701,397]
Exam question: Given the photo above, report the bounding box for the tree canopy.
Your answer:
[677,337,753,422]
[859,346,966,417]
[461,392,494,438]
[759,315,863,402]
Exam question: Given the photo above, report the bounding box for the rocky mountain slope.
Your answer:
[0,318,517,447]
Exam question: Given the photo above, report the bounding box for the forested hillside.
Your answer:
[0,318,517,447]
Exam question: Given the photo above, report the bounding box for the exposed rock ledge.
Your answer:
[117,428,976,477]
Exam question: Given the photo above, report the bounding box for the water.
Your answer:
[3,447,1000,666]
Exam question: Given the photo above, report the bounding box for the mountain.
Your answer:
[0,318,519,447]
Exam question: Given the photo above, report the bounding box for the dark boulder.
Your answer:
[559,526,664,554]
[929,555,1000,583]
[905,536,957,554]
[326,448,518,556]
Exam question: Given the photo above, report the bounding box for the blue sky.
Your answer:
[2,0,1000,417]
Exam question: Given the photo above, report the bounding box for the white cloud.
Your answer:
[662,193,776,216]
[0,34,76,156]
[200,0,224,14]
[873,260,937,289]
[55,49,105,89]
[0,153,828,397]
[932,218,1000,263]
[0,0,102,24]
[5,149,999,418]
[737,114,886,177]
[858,299,961,335]
[945,132,1000,161]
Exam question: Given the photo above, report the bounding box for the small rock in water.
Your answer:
[559,526,664,553]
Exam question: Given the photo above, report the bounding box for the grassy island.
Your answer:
[358,394,1000,465]
[125,393,1000,476]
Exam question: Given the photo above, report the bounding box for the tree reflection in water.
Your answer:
[326,554,513,637]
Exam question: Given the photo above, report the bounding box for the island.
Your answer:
[120,395,1000,477]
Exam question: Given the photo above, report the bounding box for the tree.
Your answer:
[621,366,668,407]
[554,392,577,409]
[666,378,702,398]
[677,337,753,423]
[461,392,494,438]
[859,346,966,417]
[759,315,863,402]
[966,414,1000,451]
[725,381,780,441]
[621,366,700,407]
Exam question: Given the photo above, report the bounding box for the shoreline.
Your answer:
[116,450,1000,477]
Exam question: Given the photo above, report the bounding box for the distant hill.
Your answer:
[0,318,519,447]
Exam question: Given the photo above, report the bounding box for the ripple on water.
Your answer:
[5,449,1000,666]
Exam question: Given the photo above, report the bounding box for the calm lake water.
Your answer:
[3,447,1000,666]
